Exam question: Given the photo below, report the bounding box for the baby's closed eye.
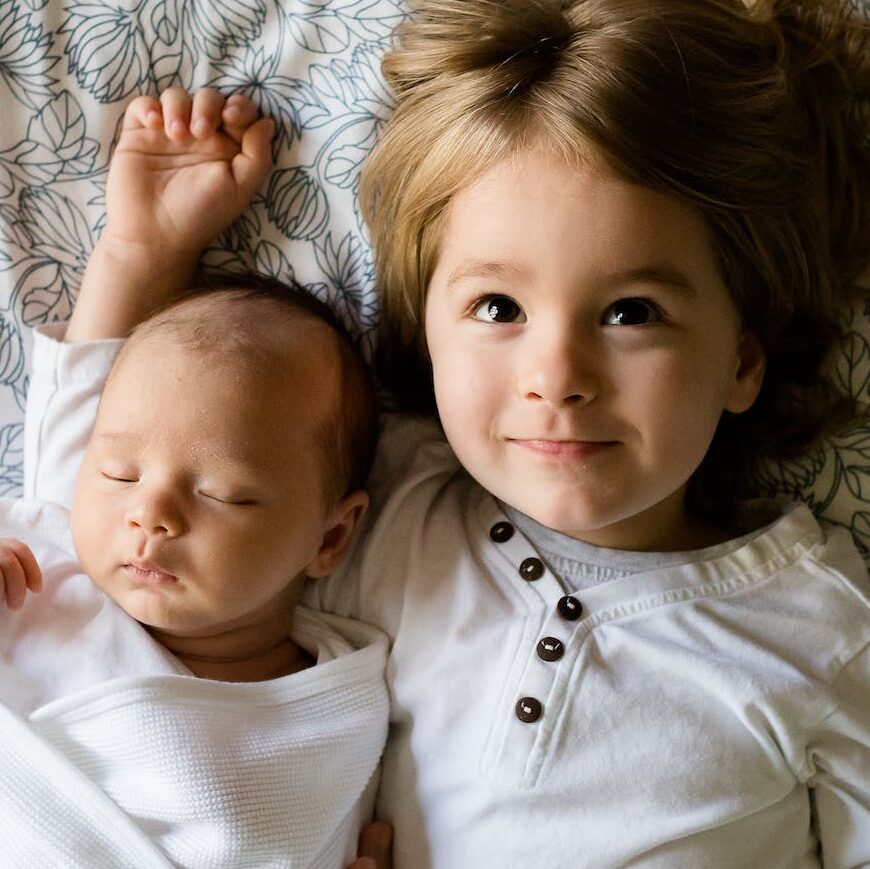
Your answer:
[197,490,258,507]
[100,469,138,483]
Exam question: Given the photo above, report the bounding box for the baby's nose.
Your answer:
[125,488,185,537]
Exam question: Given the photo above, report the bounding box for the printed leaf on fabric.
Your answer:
[2,91,99,185]
[0,315,24,388]
[254,240,296,286]
[0,421,22,494]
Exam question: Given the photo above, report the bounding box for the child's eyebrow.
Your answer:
[446,260,699,299]
[602,266,699,299]
[446,260,530,289]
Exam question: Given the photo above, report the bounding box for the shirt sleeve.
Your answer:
[23,323,122,508]
[809,642,870,868]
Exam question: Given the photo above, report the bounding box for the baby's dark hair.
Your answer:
[361,0,870,525]
[113,272,378,500]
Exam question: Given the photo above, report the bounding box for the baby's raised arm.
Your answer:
[65,88,273,342]
[25,89,273,505]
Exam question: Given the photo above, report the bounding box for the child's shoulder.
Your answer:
[713,502,869,645]
[756,504,870,664]
[808,515,870,611]
[733,499,867,598]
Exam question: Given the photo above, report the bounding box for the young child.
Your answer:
[0,100,390,869]
[20,1,870,867]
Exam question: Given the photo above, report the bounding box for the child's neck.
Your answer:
[547,488,732,553]
[146,614,316,682]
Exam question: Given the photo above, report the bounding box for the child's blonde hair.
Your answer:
[361,0,870,523]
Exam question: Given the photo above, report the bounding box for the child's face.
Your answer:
[71,328,343,636]
[425,149,765,550]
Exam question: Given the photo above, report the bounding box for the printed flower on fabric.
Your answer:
[188,0,266,59]
[0,0,58,110]
[59,2,150,102]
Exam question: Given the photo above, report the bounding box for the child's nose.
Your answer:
[518,332,597,408]
[125,487,186,537]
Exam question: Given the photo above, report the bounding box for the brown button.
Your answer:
[557,595,583,620]
[519,557,544,581]
[515,697,543,723]
[537,637,565,662]
[490,522,514,543]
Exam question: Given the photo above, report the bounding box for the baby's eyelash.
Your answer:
[200,491,256,507]
[101,471,137,483]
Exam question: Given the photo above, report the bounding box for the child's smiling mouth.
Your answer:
[507,439,619,460]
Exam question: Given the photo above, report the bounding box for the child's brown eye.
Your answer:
[602,298,662,326]
[472,295,526,323]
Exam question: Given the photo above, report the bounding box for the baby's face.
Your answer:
[71,327,341,637]
[424,149,766,551]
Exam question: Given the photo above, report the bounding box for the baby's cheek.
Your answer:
[70,502,102,584]
[192,535,251,598]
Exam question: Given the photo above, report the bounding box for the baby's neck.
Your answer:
[147,617,316,683]
[174,640,316,682]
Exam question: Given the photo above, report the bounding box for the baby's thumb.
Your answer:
[233,117,274,201]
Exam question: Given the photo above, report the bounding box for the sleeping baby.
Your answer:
[0,277,389,865]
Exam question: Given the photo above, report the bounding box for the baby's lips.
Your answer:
[124,561,179,585]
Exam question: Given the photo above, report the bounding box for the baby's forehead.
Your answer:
[101,332,341,460]
[108,308,345,417]
[128,299,339,367]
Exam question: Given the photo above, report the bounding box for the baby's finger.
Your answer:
[7,540,41,594]
[232,117,274,201]
[0,545,28,609]
[160,88,193,141]
[122,95,163,132]
[353,822,393,869]
[190,88,226,139]
[222,93,260,144]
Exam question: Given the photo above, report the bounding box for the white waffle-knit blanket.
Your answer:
[0,499,389,868]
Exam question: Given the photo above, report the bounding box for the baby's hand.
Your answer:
[0,539,42,609]
[65,89,273,342]
[104,88,273,258]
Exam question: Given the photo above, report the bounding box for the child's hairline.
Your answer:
[367,116,669,353]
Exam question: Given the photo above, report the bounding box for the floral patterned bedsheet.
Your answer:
[0,0,867,565]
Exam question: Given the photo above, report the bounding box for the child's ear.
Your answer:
[304,490,369,579]
[725,331,766,414]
